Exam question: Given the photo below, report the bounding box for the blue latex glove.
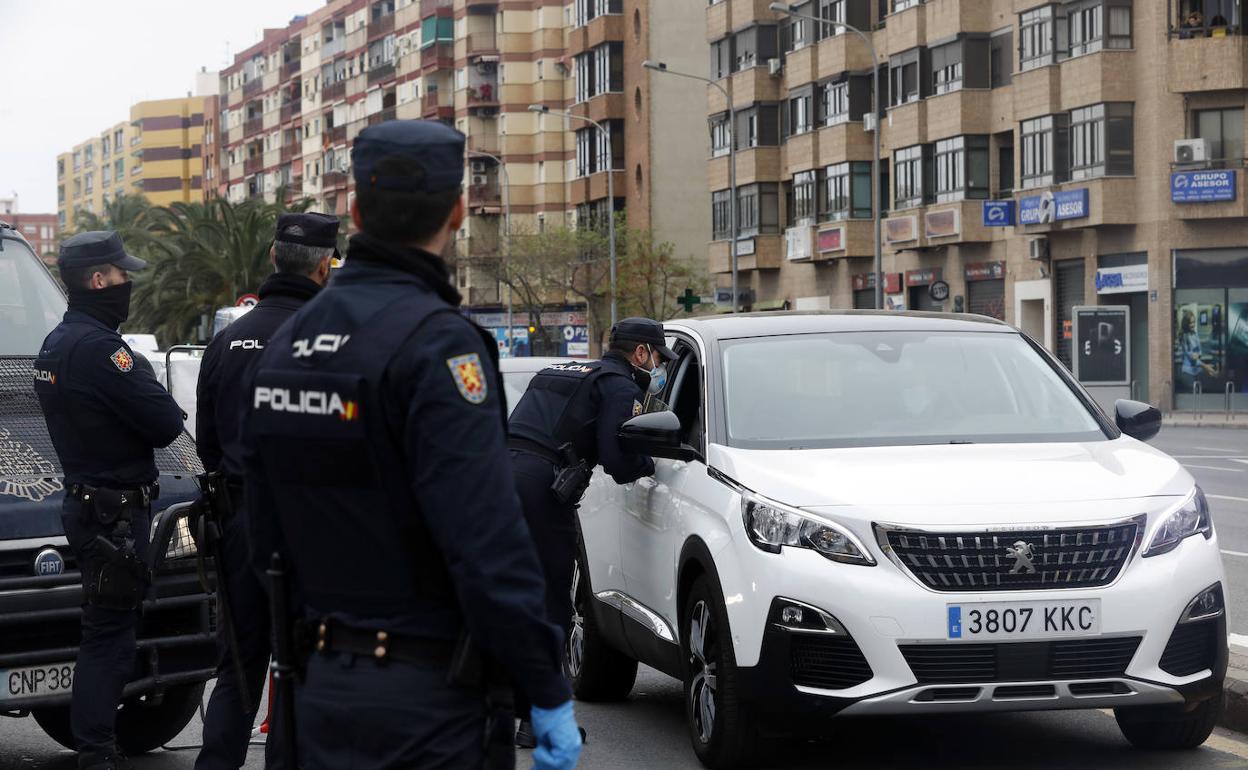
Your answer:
[530,700,582,770]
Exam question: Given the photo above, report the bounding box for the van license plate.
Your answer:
[1,662,75,702]
[947,600,1100,641]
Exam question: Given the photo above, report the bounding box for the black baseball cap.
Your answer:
[58,231,146,271]
[351,119,466,193]
[610,317,677,361]
[276,212,341,258]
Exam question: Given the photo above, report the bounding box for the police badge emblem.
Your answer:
[447,353,488,404]
[633,399,643,417]
[110,348,134,372]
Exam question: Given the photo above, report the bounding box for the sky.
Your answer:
[0,0,316,214]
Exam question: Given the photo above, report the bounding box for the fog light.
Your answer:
[1179,583,1224,624]
[769,597,847,635]
[781,606,804,625]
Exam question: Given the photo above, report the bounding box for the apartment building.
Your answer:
[3,213,59,264]
[705,0,1248,412]
[56,96,210,229]
[216,0,709,351]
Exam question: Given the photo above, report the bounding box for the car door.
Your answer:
[619,336,707,643]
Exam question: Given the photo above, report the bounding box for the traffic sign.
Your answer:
[236,294,260,308]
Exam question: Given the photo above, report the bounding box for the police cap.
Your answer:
[275,212,341,258]
[58,230,147,271]
[351,120,465,193]
[610,317,677,361]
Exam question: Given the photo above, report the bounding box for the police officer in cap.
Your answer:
[241,120,582,769]
[506,316,676,745]
[34,232,185,770]
[193,212,339,770]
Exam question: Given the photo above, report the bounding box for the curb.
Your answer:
[1224,648,1248,735]
[1162,416,1248,430]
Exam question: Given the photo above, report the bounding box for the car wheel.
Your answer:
[1115,689,1223,750]
[567,552,638,701]
[115,682,205,754]
[31,705,75,750]
[683,576,756,769]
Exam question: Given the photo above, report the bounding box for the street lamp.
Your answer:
[769,3,884,310]
[468,149,514,352]
[528,104,618,327]
[643,60,738,314]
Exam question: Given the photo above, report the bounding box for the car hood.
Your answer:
[708,438,1193,511]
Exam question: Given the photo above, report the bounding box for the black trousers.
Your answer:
[195,506,287,770]
[510,451,578,719]
[60,496,151,759]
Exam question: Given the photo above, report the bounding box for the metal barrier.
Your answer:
[1193,381,1203,420]
[1227,382,1237,419]
[165,345,207,402]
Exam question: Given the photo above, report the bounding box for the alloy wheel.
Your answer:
[567,560,585,679]
[688,599,719,744]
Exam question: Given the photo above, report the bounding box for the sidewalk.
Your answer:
[1226,644,1248,734]
[1163,413,1248,429]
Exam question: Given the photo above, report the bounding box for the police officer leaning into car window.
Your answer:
[506,317,676,746]
[192,212,339,770]
[239,120,583,770]
[33,232,185,770]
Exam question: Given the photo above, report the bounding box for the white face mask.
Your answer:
[631,345,667,395]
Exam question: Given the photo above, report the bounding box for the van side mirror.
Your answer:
[618,411,702,462]
[1114,399,1161,442]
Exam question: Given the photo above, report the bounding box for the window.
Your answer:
[930,41,964,94]
[576,127,593,177]
[737,183,780,236]
[577,42,623,102]
[710,113,731,157]
[821,80,849,126]
[711,37,733,80]
[114,130,123,153]
[1020,114,1070,188]
[990,29,1013,87]
[893,0,921,10]
[787,88,813,136]
[84,172,94,193]
[1067,0,1131,55]
[1196,108,1246,163]
[575,120,623,176]
[1019,5,1066,71]
[574,0,622,27]
[1070,102,1133,179]
[788,170,819,225]
[575,53,591,102]
[733,25,778,72]
[102,165,112,185]
[889,48,923,106]
[894,145,930,209]
[713,189,734,240]
[934,135,990,202]
[115,159,124,180]
[735,103,780,149]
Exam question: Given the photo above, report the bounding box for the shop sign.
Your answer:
[1018,188,1089,225]
[540,310,588,326]
[905,267,942,287]
[785,226,814,261]
[852,272,902,293]
[1094,265,1149,295]
[981,200,1015,227]
[472,311,531,328]
[884,215,918,244]
[1171,170,1237,203]
[965,261,1006,282]
[817,225,845,253]
[734,238,755,257]
[925,208,961,238]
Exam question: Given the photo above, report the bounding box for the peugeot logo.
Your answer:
[1005,541,1037,575]
[33,548,65,577]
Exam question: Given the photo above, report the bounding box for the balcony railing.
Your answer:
[323,80,347,102]
[367,62,396,84]
[367,106,398,127]
[281,144,299,162]
[420,0,452,14]
[368,13,395,37]
[468,183,503,206]
[467,33,499,56]
[328,124,347,144]
[282,60,301,79]
[283,179,304,200]
[243,78,261,97]
[244,117,263,136]
[323,170,349,188]
[421,42,453,70]
[244,156,264,175]
[280,101,302,122]
[467,81,499,108]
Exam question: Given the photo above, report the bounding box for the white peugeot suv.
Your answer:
[560,312,1227,768]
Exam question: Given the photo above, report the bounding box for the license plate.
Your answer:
[1,662,76,702]
[946,599,1100,641]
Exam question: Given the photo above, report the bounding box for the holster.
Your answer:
[550,443,591,506]
[449,634,516,770]
[79,485,146,527]
[86,535,149,611]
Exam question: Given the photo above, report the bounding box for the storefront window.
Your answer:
[1173,248,1248,411]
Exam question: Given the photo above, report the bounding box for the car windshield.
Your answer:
[721,331,1107,449]
[503,370,538,416]
[0,236,66,356]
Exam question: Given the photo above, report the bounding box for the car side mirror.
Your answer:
[618,411,702,462]
[1114,399,1161,442]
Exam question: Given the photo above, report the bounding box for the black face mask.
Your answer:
[68,281,133,329]
[631,363,652,392]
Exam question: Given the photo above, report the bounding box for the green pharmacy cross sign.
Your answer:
[677,289,702,313]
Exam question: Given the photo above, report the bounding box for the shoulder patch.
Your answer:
[447,353,488,404]
[633,399,643,417]
[110,348,134,372]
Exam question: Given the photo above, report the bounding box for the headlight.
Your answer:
[1144,487,1213,557]
[741,494,875,566]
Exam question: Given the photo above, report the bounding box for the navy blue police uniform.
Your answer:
[33,231,185,770]
[240,120,573,769]
[193,212,338,770]
[505,317,675,734]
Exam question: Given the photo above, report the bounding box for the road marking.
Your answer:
[1222,550,1248,558]
[1170,455,1248,459]
[1183,464,1244,473]
[1233,459,1248,466]
[1194,446,1241,453]
[1209,494,1248,503]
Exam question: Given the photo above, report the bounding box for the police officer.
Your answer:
[193,212,339,770]
[240,120,582,769]
[506,317,676,746]
[33,232,185,770]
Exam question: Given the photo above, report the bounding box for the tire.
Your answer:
[115,682,205,755]
[682,576,757,770]
[31,706,75,750]
[567,551,639,701]
[1115,689,1224,750]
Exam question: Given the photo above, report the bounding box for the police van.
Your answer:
[0,222,216,753]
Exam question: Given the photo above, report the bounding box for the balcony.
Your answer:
[422,42,454,71]
[323,80,347,103]
[726,66,781,111]
[810,219,874,260]
[468,134,500,157]
[244,155,264,175]
[243,117,263,136]
[707,146,782,189]
[367,106,397,126]
[422,92,453,120]
[281,143,299,162]
[368,13,395,38]
[467,80,499,110]
[816,119,875,163]
[709,233,783,273]
[322,170,349,189]
[280,100,302,123]
[569,14,623,58]
[467,33,499,58]
[923,199,994,245]
[243,78,261,98]
[420,0,452,14]
[368,62,396,85]
[464,0,499,8]
[885,0,927,51]
[785,43,819,88]
[707,0,729,41]
[1011,64,1061,122]
[730,0,774,35]
[1059,51,1135,112]
[282,178,304,201]
[468,182,503,210]
[1167,33,1248,93]
[567,170,626,206]
[884,99,927,149]
[924,0,995,42]
[282,60,301,79]
[784,131,820,176]
[923,89,994,141]
[328,124,347,145]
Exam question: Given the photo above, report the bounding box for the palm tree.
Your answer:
[69,193,157,252]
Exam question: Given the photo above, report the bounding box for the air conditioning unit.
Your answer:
[472,174,488,186]
[1028,236,1049,261]
[1174,138,1211,165]
[863,113,877,132]
[470,160,489,173]
[767,58,783,77]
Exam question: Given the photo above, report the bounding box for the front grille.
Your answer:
[790,634,874,690]
[899,637,1142,684]
[881,520,1140,591]
[0,547,78,579]
[1160,621,1220,677]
